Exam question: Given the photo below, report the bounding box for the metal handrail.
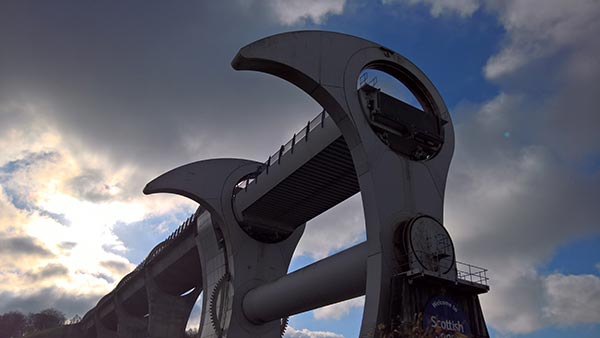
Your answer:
[456,261,489,286]
[399,252,489,287]
[81,213,198,329]
[234,110,329,193]
[138,213,195,268]
[115,213,197,289]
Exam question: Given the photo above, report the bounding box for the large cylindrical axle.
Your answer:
[243,242,368,323]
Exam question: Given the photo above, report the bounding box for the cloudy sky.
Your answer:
[1,0,599,337]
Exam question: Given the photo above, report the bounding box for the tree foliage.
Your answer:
[3,308,198,337]
[0,311,28,338]
[0,308,67,338]
[28,308,66,332]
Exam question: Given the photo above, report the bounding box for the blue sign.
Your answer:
[423,296,472,338]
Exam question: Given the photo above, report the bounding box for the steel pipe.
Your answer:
[243,242,367,323]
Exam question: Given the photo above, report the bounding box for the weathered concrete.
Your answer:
[145,265,201,338]
[194,209,225,338]
[94,309,118,338]
[114,289,148,338]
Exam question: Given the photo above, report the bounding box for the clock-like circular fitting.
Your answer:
[405,215,455,274]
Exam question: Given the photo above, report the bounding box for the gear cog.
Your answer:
[210,272,231,338]
[280,316,289,337]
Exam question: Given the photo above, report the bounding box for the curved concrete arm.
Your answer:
[143,158,262,215]
[232,30,453,194]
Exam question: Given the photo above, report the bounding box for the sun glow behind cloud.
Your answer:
[0,101,195,313]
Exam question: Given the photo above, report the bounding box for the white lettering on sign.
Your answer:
[432,300,458,312]
[430,316,465,333]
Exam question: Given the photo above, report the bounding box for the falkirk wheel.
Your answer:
[72,31,490,338]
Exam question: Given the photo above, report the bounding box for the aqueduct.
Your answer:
[47,31,490,338]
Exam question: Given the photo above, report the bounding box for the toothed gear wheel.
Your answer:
[280,316,289,338]
[210,272,231,338]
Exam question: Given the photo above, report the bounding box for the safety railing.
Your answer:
[114,213,197,289]
[399,252,489,287]
[235,110,329,191]
[82,213,199,329]
[135,213,196,271]
[457,261,489,286]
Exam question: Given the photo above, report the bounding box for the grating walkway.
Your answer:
[233,111,359,236]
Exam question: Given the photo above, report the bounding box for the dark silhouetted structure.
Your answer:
[49,31,490,338]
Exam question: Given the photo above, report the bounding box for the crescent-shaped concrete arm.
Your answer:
[231,31,373,146]
[232,30,452,157]
[143,158,262,212]
[233,30,448,116]
[232,31,375,91]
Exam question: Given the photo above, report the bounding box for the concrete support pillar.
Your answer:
[145,267,201,338]
[114,291,148,338]
[94,311,118,338]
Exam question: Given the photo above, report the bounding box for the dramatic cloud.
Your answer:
[58,242,77,251]
[0,287,101,319]
[0,234,54,259]
[24,263,70,282]
[296,195,365,260]
[446,92,600,333]
[267,0,345,25]
[0,100,196,315]
[0,1,323,182]
[284,326,344,338]
[383,0,480,17]
[542,273,600,325]
[100,260,134,275]
[475,272,600,333]
[313,297,364,321]
[484,0,600,79]
[65,170,120,203]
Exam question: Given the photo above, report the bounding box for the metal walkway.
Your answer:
[233,85,440,242]
[233,110,359,240]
